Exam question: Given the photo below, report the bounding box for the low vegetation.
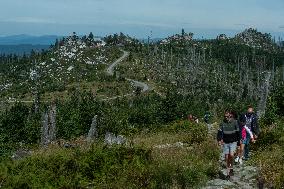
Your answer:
[0,125,219,189]
[0,29,284,188]
[250,84,284,188]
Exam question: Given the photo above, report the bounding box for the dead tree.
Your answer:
[87,115,98,142]
[49,102,56,142]
[41,112,49,147]
[40,102,57,147]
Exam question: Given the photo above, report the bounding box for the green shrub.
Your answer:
[253,144,284,188]
[253,119,284,151]
[169,120,208,143]
[251,119,284,188]
[0,103,33,143]
[262,84,284,124]
[153,164,174,188]
[0,145,152,188]
[151,140,219,188]
[0,137,220,188]
[0,103,41,157]
[56,90,102,139]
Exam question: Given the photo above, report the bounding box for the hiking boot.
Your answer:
[229,169,234,176]
[226,175,231,181]
[234,156,239,163]
[239,158,243,165]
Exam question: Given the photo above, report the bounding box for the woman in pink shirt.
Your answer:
[235,114,256,165]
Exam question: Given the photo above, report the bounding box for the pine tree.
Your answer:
[182,28,185,36]
[88,32,94,40]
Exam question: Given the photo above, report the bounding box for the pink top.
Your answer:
[241,125,254,140]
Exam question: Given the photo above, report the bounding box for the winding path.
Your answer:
[106,50,129,76]
[104,49,150,98]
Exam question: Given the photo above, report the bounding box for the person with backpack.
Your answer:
[243,106,260,160]
[204,111,212,131]
[235,114,256,165]
[217,110,240,180]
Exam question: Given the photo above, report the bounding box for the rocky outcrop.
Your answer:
[203,163,260,188]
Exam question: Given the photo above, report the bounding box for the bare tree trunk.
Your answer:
[257,72,271,118]
[49,103,56,142]
[41,112,49,147]
[41,103,56,147]
[33,90,40,114]
[87,115,98,142]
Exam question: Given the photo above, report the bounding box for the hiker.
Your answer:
[243,106,260,160]
[235,114,255,165]
[217,110,240,180]
[188,114,199,123]
[204,111,212,131]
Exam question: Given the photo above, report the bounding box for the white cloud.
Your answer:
[4,17,56,24]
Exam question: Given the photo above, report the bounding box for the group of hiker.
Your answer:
[187,114,199,123]
[217,106,260,180]
[187,112,212,130]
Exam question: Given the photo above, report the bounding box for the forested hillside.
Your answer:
[0,29,284,188]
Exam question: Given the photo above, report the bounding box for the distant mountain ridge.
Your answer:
[0,34,60,55]
[0,44,50,55]
[0,34,106,55]
[0,34,61,45]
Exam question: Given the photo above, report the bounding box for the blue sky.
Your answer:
[0,0,283,38]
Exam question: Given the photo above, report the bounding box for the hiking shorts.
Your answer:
[223,142,237,155]
[241,138,249,145]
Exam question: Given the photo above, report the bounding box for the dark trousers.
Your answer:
[244,137,250,159]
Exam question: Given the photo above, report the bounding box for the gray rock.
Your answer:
[11,149,32,160]
[104,132,126,145]
[174,142,184,147]
[233,180,256,189]
[206,179,237,188]
[239,166,258,181]
[104,132,116,145]
[153,142,186,149]
[116,135,126,145]
[203,165,259,189]
[154,144,171,149]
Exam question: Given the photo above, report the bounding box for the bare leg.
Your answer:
[229,153,234,167]
[228,153,234,175]
[237,144,245,164]
[225,154,231,175]
[239,144,244,158]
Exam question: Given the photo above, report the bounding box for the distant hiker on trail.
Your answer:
[204,111,212,131]
[188,114,199,123]
[217,110,240,180]
[235,114,255,165]
[243,106,260,160]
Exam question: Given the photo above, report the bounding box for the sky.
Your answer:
[0,0,283,39]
